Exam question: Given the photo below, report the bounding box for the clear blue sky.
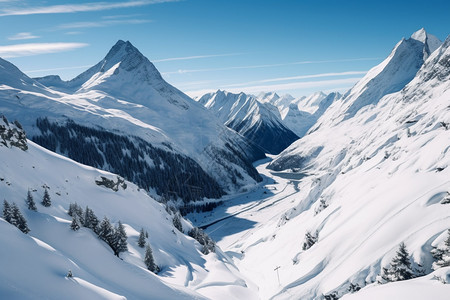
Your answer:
[1,0,449,98]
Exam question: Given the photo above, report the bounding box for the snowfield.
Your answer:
[192,29,450,299]
[0,135,259,300]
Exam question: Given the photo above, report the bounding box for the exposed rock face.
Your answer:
[0,115,27,151]
[95,176,127,192]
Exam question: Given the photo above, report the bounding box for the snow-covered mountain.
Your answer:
[296,91,328,115]
[196,90,299,154]
[280,92,341,137]
[0,40,265,204]
[309,28,442,130]
[254,91,338,137]
[0,116,258,299]
[229,29,450,298]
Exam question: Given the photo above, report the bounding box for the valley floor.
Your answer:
[190,157,305,299]
[190,155,450,300]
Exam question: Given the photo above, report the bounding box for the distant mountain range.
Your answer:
[0,40,266,203]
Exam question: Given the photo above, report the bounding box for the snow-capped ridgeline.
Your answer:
[310,28,442,130]
[196,89,338,153]
[0,118,258,299]
[280,92,341,137]
[196,90,299,154]
[244,30,450,298]
[0,40,265,203]
[253,91,338,137]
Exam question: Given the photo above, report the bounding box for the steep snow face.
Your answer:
[281,92,340,137]
[411,27,442,58]
[256,92,296,118]
[0,58,54,96]
[310,29,442,129]
[0,132,259,299]
[0,41,265,197]
[254,33,450,299]
[296,91,327,115]
[72,40,191,110]
[253,90,338,138]
[197,90,299,154]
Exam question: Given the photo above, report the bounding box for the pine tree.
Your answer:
[26,190,37,211]
[98,217,114,246]
[382,242,414,282]
[2,200,12,223]
[114,221,128,257]
[41,188,51,207]
[138,228,146,248]
[172,214,183,232]
[11,203,30,234]
[9,202,19,226]
[75,205,84,225]
[83,206,99,232]
[188,227,216,254]
[431,229,450,269]
[68,203,75,216]
[70,215,81,231]
[302,230,318,250]
[144,244,158,273]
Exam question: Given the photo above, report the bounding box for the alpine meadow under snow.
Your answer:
[1,27,450,300]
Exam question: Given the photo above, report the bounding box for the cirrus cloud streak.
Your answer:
[0,42,88,58]
[0,0,180,17]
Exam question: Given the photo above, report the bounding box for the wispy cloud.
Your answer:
[24,65,93,74]
[0,0,180,17]
[154,53,243,63]
[8,32,40,40]
[185,77,362,98]
[58,19,151,29]
[0,43,88,58]
[64,31,83,35]
[224,71,368,88]
[162,57,381,75]
[102,14,143,20]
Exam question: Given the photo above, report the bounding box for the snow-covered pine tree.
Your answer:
[98,216,114,247]
[83,206,99,232]
[382,242,414,282]
[75,205,84,225]
[26,190,37,211]
[2,200,12,223]
[172,213,183,232]
[9,202,19,226]
[188,227,216,254]
[302,230,319,250]
[144,244,158,273]
[431,229,450,269]
[41,187,51,207]
[68,203,76,217]
[114,221,128,257]
[11,203,30,234]
[138,228,146,248]
[70,215,81,231]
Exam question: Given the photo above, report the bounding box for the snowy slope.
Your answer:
[229,31,450,299]
[0,41,264,201]
[185,30,450,299]
[0,118,258,300]
[197,90,298,154]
